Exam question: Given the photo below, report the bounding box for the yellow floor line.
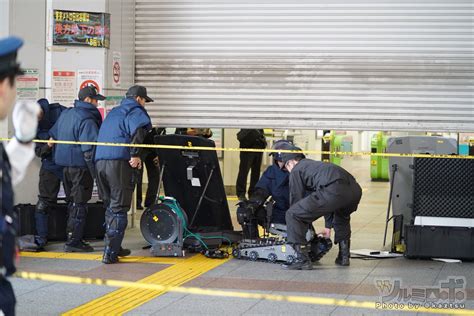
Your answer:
[20,251,184,265]
[62,254,229,315]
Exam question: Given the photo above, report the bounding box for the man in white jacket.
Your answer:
[0,36,41,316]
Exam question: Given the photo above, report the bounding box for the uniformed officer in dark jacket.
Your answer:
[49,86,104,252]
[0,36,41,316]
[281,146,362,270]
[236,129,267,201]
[32,98,66,249]
[245,140,333,234]
[95,85,153,264]
[248,140,293,225]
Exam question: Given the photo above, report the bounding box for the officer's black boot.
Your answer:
[102,210,128,264]
[282,244,313,270]
[65,203,93,252]
[103,236,120,264]
[34,211,48,249]
[66,201,74,241]
[34,200,49,250]
[335,239,350,266]
[102,241,130,263]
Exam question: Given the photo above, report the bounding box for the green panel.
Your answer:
[370,132,389,181]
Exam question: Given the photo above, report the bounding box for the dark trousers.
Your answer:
[35,168,62,243]
[96,160,135,254]
[63,167,93,204]
[37,168,61,205]
[286,180,362,244]
[63,167,93,244]
[236,151,263,198]
[96,160,135,215]
[0,278,15,316]
[136,154,159,207]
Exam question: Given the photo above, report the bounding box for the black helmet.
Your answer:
[270,139,294,161]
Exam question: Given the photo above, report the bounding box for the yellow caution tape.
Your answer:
[14,271,474,315]
[1,138,472,159]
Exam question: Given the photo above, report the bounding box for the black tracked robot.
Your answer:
[233,197,332,263]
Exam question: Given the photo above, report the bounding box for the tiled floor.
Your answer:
[11,157,474,315]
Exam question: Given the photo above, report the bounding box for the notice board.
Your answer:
[53,10,110,48]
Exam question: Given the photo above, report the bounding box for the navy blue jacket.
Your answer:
[1,143,16,276]
[36,102,66,179]
[95,97,151,161]
[255,163,290,224]
[50,100,102,167]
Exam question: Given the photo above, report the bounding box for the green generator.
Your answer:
[370,132,389,181]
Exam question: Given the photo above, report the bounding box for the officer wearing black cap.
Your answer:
[95,85,153,264]
[49,85,104,252]
[1,36,41,316]
[280,146,362,270]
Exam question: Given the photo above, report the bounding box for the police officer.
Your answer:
[281,146,362,270]
[95,85,153,264]
[248,140,295,226]
[236,129,267,201]
[0,36,41,316]
[31,98,66,249]
[49,86,104,252]
[244,140,333,236]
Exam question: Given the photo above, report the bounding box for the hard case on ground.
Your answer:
[405,225,474,260]
[15,202,105,241]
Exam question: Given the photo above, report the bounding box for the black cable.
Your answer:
[383,164,398,247]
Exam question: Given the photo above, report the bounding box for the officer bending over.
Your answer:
[281,146,362,270]
[239,140,333,239]
[0,36,41,316]
[95,85,153,264]
[49,86,104,252]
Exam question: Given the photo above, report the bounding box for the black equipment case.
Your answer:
[405,225,474,260]
[154,134,234,233]
[15,202,105,241]
[404,158,474,260]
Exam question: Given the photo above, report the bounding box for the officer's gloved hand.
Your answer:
[13,100,41,143]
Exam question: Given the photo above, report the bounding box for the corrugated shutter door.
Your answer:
[135,0,474,132]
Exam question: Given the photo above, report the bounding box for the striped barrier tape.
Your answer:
[1,138,472,160]
[14,271,473,315]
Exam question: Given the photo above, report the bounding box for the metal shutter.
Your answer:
[135,0,474,132]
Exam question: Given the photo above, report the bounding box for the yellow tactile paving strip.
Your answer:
[62,254,229,315]
[20,251,183,265]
